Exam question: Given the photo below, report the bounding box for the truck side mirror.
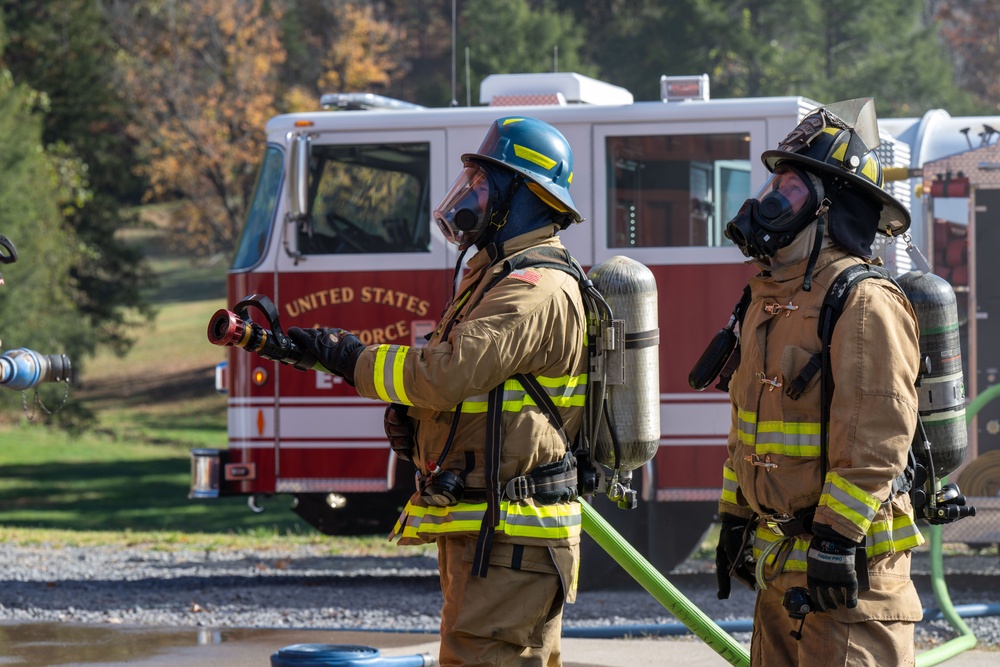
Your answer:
[288,133,311,220]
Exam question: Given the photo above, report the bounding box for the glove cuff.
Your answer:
[811,523,862,552]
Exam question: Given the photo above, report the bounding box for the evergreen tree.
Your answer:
[459,0,596,106]
[1,0,155,359]
[0,68,79,389]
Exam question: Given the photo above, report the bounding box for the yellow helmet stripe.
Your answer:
[513,143,558,170]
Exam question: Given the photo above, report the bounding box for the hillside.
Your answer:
[0,208,311,536]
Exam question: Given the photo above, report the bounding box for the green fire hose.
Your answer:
[581,502,751,667]
[581,385,1000,665]
[911,389,999,666]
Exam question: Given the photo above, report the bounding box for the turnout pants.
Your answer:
[437,535,577,667]
[751,550,922,666]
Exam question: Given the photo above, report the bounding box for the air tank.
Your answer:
[587,256,660,471]
[896,270,967,477]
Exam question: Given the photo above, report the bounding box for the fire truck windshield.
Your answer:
[233,145,284,270]
[298,142,431,255]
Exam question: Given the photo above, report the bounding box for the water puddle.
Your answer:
[0,623,439,667]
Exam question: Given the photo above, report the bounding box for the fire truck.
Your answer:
[191,73,916,577]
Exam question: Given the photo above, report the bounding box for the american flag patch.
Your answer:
[508,268,541,285]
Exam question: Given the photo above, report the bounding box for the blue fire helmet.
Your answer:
[463,116,582,223]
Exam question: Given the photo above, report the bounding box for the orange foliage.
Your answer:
[317,3,400,94]
[109,0,404,255]
[109,0,285,255]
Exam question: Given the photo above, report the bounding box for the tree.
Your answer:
[105,0,286,256]
[460,0,596,106]
[937,0,1000,113]
[317,2,399,94]
[1,0,155,356]
[278,0,406,111]
[557,0,973,115]
[0,70,80,393]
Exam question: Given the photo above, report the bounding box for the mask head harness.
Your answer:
[432,161,524,249]
[724,164,825,262]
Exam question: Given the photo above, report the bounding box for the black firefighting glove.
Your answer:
[384,403,416,462]
[716,513,757,599]
[287,327,364,386]
[806,524,861,611]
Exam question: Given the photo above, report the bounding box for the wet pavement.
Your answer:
[0,622,995,667]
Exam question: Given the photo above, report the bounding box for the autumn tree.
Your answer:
[105,0,286,256]
[318,2,399,94]
[937,0,1000,113]
[278,0,407,112]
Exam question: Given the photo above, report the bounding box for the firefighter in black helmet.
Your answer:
[716,99,924,666]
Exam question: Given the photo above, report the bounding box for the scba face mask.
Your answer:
[433,163,494,248]
[725,166,821,261]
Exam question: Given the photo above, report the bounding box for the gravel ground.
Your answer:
[1,542,998,651]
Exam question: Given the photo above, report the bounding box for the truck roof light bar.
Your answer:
[319,93,427,112]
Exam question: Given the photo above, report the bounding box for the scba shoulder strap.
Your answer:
[472,245,588,578]
[785,263,893,400]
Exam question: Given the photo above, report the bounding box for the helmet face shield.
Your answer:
[749,168,816,231]
[433,164,492,247]
[724,165,820,260]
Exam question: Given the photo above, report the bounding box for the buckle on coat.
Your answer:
[764,509,813,538]
[505,476,533,501]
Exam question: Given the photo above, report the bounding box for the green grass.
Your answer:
[0,209,321,541]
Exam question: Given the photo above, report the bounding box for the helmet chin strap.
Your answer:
[476,175,524,257]
[801,172,846,292]
[802,198,832,292]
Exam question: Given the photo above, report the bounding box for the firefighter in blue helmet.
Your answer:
[289,117,587,666]
[716,99,924,666]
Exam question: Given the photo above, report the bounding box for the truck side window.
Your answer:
[300,142,431,255]
[232,145,283,270]
[606,134,751,248]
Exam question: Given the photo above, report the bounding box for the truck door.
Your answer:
[271,130,451,497]
[582,119,764,582]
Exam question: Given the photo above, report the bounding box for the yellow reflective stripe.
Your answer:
[736,409,756,446]
[504,502,581,539]
[820,471,880,533]
[393,499,581,540]
[513,144,558,170]
[892,513,925,550]
[458,375,587,414]
[373,344,411,405]
[736,411,823,457]
[534,372,588,406]
[753,528,809,572]
[755,420,821,456]
[721,465,740,505]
